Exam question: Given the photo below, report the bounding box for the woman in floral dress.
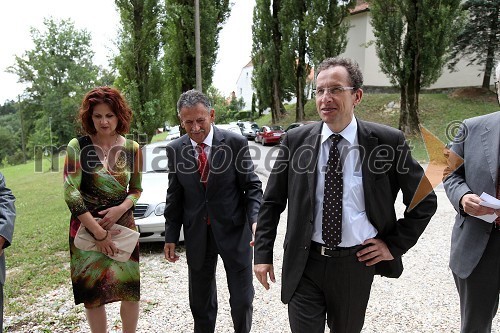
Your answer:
[64,86,142,333]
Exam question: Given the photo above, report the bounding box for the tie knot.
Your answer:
[330,134,342,146]
[196,143,206,151]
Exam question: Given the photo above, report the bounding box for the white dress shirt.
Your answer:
[312,117,378,247]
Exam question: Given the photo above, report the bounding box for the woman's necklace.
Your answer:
[99,135,119,161]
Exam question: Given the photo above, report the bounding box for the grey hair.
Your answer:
[177,89,211,115]
[316,57,364,90]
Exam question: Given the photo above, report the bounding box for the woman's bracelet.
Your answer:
[93,230,108,242]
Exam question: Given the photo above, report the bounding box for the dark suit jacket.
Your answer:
[254,119,437,303]
[164,126,262,271]
[444,111,500,279]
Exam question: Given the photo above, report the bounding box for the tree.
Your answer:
[252,0,289,124]
[251,93,257,120]
[205,85,231,123]
[281,0,352,121]
[114,0,165,141]
[0,100,16,116]
[448,0,500,89]
[370,0,462,134]
[7,18,101,146]
[163,0,231,123]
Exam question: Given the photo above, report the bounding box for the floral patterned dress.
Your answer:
[64,136,142,308]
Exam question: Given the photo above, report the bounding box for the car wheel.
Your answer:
[262,138,266,146]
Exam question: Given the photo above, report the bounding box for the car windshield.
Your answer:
[250,123,259,130]
[270,126,283,131]
[142,145,168,173]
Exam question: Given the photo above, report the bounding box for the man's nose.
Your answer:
[320,92,333,102]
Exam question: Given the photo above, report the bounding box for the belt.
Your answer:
[310,241,363,258]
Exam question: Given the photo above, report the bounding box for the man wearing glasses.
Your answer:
[443,63,500,333]
[254,57,437,332]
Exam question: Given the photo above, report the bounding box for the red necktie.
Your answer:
[196,143,209,186]
[196,143,210,225]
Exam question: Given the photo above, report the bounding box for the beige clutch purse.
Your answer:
[74,223,140,262]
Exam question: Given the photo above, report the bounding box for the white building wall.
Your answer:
[236,9,488,107]
[235,66,254,110]
[342,11,485,89]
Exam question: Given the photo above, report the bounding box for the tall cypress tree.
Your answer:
[115,0,165,140]
[163,0,230,122]
[252,0,289,124]
[370,0,462,134]
[281,0,352,121]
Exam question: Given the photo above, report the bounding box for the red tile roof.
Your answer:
[351,1,369,15]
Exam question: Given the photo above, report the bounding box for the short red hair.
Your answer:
[79,86,132,135]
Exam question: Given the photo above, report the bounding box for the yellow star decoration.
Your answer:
[408,125,464,211]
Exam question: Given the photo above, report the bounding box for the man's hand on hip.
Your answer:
[357,238,394,266]
[254,264,275,290]
[164,243,179,263]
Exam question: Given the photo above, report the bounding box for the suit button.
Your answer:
[304,246,308,250]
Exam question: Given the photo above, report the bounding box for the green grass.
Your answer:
[1,156,70,313]
[150,131,168,142]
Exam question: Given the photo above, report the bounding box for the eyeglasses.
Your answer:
[314,86,355,97]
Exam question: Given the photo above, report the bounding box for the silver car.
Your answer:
[236,121,259,140]
[134,141,184,243]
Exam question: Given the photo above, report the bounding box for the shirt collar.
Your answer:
[190,124,214,148]
[320,117,357,145]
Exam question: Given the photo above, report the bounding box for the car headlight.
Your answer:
[154,202,166,216]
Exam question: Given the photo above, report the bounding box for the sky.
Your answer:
[0,0,255,103]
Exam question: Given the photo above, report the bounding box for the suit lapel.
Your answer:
[306,122,323,210]
[356,120,378,220]
[207,126,225,191]
[481,119,500,185]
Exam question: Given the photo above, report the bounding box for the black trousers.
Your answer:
[188,226,254,333]
[288,248,375,333]
[454,230,500,333]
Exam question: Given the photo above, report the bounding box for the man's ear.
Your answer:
[210,109,216,123]
[353,88,363,107]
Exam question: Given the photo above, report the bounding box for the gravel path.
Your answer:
[5,178,500,332]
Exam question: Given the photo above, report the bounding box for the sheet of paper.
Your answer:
[471,192,500,223]
[479,192,500,209]
[470,212,498,223]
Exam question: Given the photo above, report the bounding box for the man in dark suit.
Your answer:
[254,57,437,333]
[443,63,500,333]
[164,89,262,333]
[0,172,15,332]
